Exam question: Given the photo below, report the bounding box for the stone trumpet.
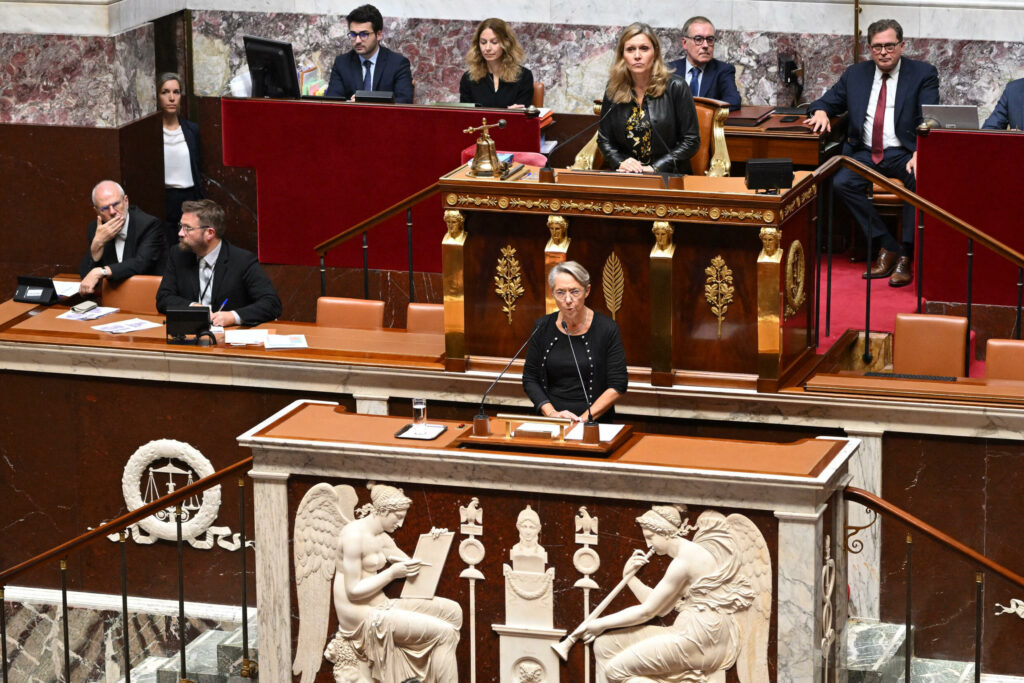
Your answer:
[552,547,655,661]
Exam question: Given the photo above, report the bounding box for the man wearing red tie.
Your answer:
[806,19,939,287]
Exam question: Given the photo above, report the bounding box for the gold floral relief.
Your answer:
[704,255,735,339]
[785,239,807,319]
[494,245,525,325]
[602,252,624,321]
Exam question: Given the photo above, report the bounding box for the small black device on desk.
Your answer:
[166,306,217,345]
[14,276,59,305]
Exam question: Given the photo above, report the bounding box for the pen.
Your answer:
[217,298,228,312]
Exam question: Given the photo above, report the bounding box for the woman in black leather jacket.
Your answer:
[597,23,700,175]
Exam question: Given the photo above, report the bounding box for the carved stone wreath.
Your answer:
[785,239,807,319]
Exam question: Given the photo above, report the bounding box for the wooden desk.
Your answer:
[804,371,1024,406]
[726,106,845,167]
[241,400,857,683]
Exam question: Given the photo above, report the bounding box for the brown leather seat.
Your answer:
[532,82,545,108]
[316,296,384,329]
[893,313,968,376]
[101,275,162,315]
[572,96,730,177]
[406,302,444,333]
[985,338,1024,380]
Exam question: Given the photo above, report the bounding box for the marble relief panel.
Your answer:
[0,24,155,127]
[191,11,1023,121]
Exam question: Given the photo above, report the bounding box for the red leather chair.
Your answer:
[893,313,968,376]
[985,338,1024,380]
[316,296,384,329]
[406,302,444,333]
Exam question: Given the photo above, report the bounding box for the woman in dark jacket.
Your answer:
[522,261,627,423]
[597,23,700,175]
[459,18,534,109]
[158,72,204,246]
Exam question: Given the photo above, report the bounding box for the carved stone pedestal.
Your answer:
[491,625,566,683]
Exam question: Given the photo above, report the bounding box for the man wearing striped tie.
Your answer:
[666,17,741,111]
[806,19,939,288]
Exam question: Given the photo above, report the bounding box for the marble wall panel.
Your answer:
[0,24,155,126]
[190,11,1024,121]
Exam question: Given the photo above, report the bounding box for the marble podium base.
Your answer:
[492,624,568,683]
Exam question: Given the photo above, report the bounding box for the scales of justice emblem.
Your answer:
[108,439,250,551]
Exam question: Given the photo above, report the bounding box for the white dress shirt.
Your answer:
[863,59,902,151]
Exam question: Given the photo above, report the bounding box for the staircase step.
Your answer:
[216,616,259,677]
[156,629,235,683]
[907,658,975,683]
[846,618,908,683]
[117,655,175,683]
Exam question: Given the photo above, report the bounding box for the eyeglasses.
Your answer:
[178,223,209,232]
[348,31,373,40]
[869,42,901,53]
[553,288,584,300]
[686,35,716,45]
[96,199,124,213]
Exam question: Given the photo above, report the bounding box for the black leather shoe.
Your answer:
[889,256,913,287]
[863,248,898,279]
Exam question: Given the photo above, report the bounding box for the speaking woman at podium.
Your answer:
[522,262,627,423]
[597,23,700,175]
[459,18,534,109]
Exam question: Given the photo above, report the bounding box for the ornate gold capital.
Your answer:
[651,221,675,258]
[442,209,466,245]
[546,215,570,253]
[758,227,782,262]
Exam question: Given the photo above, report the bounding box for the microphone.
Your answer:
[474,318,543,436]
[562,320,601,444]
[641,95,673,171]
[540,98,617,178]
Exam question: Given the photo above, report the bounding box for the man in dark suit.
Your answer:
[78,180,165,294]
[807,19,939,287]
[324,4,413,104]
[667,16,741,111]
[156,199,282,327]
[983,78,1024,130]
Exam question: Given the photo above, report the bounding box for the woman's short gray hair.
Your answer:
[548,261,591,289]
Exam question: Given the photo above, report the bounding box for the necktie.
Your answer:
[362,59,372,91]
[689,67,700,97]
[871,73,889,165]
[199,261,213,306]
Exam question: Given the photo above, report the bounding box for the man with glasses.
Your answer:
[156,199,282,327]
[806,19,939,288]
[324,4,413,103]
[78,180,165,294]
[667,16,741,110]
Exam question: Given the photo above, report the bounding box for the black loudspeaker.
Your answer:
[745,158,794,194]
[166,306,216,345]
[14,275,59,305]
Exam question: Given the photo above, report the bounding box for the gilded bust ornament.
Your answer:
[546,216,570,252]
[442,209,466,246]
[651,221,675,258]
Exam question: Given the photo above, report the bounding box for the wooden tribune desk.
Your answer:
[240,400,857,683]
[438,166,821,391]
[725,106,845,167]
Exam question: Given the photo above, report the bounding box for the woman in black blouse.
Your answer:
[597,23,700,175]
[522,262,628,423]
[459,18,534,109]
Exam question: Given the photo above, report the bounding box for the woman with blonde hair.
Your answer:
[459,18,534,108]
[597,23,699,174]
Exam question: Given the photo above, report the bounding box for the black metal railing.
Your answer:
[0,458,254,682]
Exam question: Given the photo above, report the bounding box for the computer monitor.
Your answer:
[243,35,300,98]
[922,104,980,130]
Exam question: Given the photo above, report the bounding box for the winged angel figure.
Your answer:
[292,482,462,683]
[576,505,772,683]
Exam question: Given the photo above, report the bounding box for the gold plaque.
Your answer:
[446,193,458,206]
[704,255,734,339]
[494,245,525,325]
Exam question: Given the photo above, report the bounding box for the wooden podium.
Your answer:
[437,166,821,391]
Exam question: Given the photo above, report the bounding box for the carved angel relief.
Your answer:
[293,482,463,683]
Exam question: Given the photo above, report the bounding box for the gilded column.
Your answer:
[757,227,783,380]
[544,216,570,314]
[443,209,468,372]
[650,221,675,387]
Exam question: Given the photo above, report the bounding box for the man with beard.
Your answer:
[156,199,281,327]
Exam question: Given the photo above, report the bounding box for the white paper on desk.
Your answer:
[91,318,162,334]
[514,422,561,437]
[565,423,625,442]
[400,530,454,599]
[264,334,308,349]
[224,328,268,345]
[53,281,82,297]
[57,306,119,321]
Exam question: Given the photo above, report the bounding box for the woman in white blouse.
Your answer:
[158,72,204,247]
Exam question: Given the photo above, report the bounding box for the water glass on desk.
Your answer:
[411,397,427,434]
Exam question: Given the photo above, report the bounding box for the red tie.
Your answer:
[871,73,889,164]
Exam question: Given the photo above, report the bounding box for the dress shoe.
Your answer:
[889,256,913,287]
[863,248,898,279]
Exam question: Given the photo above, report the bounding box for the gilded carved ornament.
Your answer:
[494,245,525,325]
[442,209,466,245]
[705,255,735,339]
[651,221,675,258]
[545,215,570,252]
[785,240,807,319]
[602,253,624,321]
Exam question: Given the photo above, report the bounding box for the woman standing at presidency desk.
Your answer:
[597,23,700,174]
[158,72,204,247]
[459,18,534,108]
[523,262,627,423]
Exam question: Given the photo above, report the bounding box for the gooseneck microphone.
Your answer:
[474,319,543,435]
[562,320,594,420]
[541,98,617,176]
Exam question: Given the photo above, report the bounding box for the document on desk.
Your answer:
[565,423,625,442]
[264,334,308,349]
[91,318,162,334]
[224,328,269,345]
[399,529,454,600]
[53,281,82,297]
[58,306,119,321]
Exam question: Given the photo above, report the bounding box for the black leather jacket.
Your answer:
[597,74,700,174]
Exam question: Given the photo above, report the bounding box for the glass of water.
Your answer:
[412,397,427,434]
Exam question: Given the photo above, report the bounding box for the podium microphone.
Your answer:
[563,321,601,444]
[473,319,543,436]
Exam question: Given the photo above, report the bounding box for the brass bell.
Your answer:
[464,118,509,178]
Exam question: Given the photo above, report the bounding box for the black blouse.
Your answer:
[522,311,628,421]
[459,67,534,108]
